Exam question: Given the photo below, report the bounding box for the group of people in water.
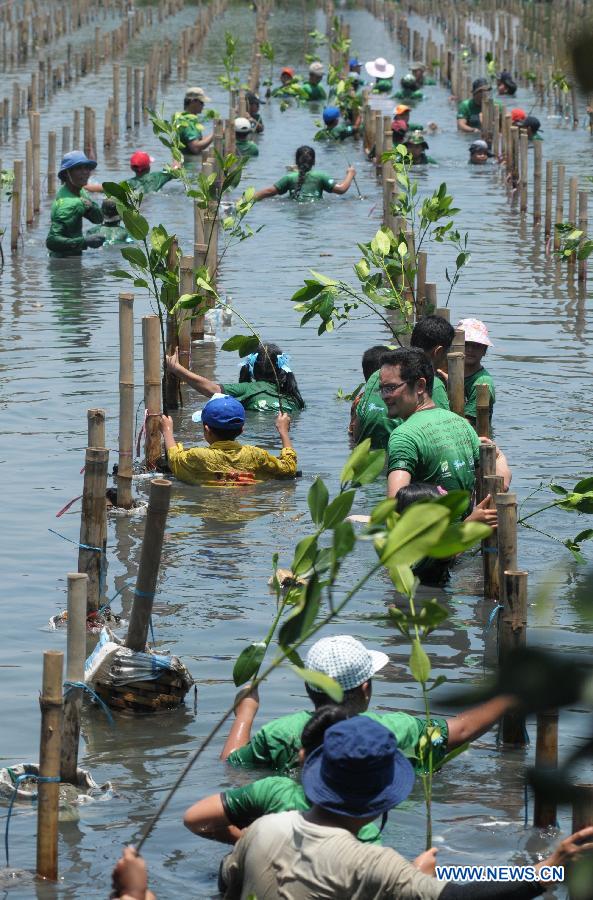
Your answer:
[37,36,589,900]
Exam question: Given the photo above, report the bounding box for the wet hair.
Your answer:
[205,424,243,441]
[301,705,350,755]
[410,315,455,354]
[497,71,517,96]
[246,91,259,107]
[293,145,315,199]
[380,348,434,394]
[401,74,418,90]
[396,483,442,513]
[238,342,305,410]
[305,680,371,710]
[362,345,391,380]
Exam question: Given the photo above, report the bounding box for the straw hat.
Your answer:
[365,57,395,79]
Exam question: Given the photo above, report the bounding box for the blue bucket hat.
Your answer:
[191,394,245,430]
[349,57,360,69]
[58,151,97,175]
[301,717,415,817]
[323,106,340,125]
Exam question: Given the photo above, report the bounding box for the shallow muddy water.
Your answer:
[2,2,593,897]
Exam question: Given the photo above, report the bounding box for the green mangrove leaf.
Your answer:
[434,490,471,520]
[291,535,318,576]
[323,490,355,529]
[221,334,260,356]
[389,563,416,596]
[122,209,149,240]
[380,504,449,567]
[122,246,148,268]
[371,229,390,256]
[290,667,343,702]
[340,439,372,484]
[370,498,396,525]
[574,477,593,493]
[279,577,320,647]
[333,520,356,561]
[112,269,133,279]
[352,449,386,485]
[427,521,491,559]
[233,641,266,686]
[432,741,469,772]
[308,478,329,525]
[388,604,410,636]
[175,293,203,310]
[103,181,130,203]
[426,674,447,692]
[419,598,448,635]
[410,638,431,684]
[309,269,338,287]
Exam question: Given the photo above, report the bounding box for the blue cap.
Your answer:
[323,106,340,125]
[191,394,245,431]
[349,57,360,68]
[58,151,97,174]
[301,717,415,816]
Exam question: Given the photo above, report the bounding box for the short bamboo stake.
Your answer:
[78,447,109,612]
[476,382,490,438]
[533,708,559,827]
[32,111,40,214]
[446,351,465,416]
[125,478,171,652]
[544,160,553,238]
[126,65,132,130]
[499,570,528,745]
[416,250,427,319]
[192,242,208,339]
[578,191,588,284]
[425,283,437,316]
[483,474,503,599]
[553,163,565,250]
[87,408,105,448]
[118,292,134,509]
[496,492,517,607]
[519,131,528,214]
[478,443,497,503]
[47,130,56,195]
[142,316,162,470]
[60,573,87,784]
[36,650,63,881]
[25,138,33,224]
[10,158,22,251]
[112,63,120,138]
[533,139,542,226]
[451,326,465,355]
[571,786,593,833]
[61,125,70,157]
[178,255,193,371]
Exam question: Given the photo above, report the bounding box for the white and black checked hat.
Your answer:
[305,635,389,692]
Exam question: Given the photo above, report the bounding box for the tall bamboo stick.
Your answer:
[36,650,63,881]
[60,573,87,784]
[78,447,109,611]
[142,315,162,469]
[118,292,134,508]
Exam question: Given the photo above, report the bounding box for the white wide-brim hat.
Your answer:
[305,635,389,692]
[365,57,395,79]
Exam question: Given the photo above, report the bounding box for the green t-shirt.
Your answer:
[301,81,327,101]
[392,89,425,101]
[372,78,393,93]
[127,170,174,193]
[236,139,259,158]
[464,367,495,421]
[530,132,543,141]
[46,184,103,257]
[175,113,204,150]
[221,381,302,413]
[227,709,448,773]
[387,406,481,494]
[330,122,356,140]
[274,170,335,201]
[222,776,381,844]
[431,375,450,411]
[456,97,482,128]
[356,371,400,450]
[85,223,133,245]
[411,153,437,165]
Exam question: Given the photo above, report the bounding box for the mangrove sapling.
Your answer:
[554,221,593,263]
[133,441,491,853]
[0,168,15,268]
[292,146,470,342]
[260,40,275,97]
[517,477,593,562]
[219,31,243,99]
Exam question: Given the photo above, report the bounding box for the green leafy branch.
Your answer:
[554,221,593,262]
[517,477,593,562]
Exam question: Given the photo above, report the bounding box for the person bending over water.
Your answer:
[167,342,305,413]
[254,145,355,202]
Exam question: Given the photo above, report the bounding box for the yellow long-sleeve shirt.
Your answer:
[167,440,297,486]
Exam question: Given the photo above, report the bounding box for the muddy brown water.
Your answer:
[1,2,593,897]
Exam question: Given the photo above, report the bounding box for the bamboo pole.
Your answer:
[32,110,40,213]
[178,255,193,372]
[544,160,553,238]
[78,447,109,612]
[572,786,593,833]
[425,283,437,316]
[87,408,105,448]
[126,64,132,130]
[446,351,465,416]
[416,250,427,319]
[36,650,63,881]
[483,474,503,599]
[533,708,559,827]
[118,292,134,509]
[142,315,162,469]
[499,570,528,745]
[496,492,517,605]
[112,63,120,138]
[60,573,87,784]
[478,443,496,503]
[578,191,588,284]
[192,242,208,339]
[47,130,56,195]
[125,478,171,652]
[553,163,565,250]
[533,139,542,227]
[25,138,33,224]
[476,383,490,438]
[10,158,22,251]
[519,131,528,214]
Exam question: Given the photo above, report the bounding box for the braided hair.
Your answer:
[238,342,305,409]
[293,145,315,199]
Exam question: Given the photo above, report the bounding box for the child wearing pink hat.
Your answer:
[456,318,495,425]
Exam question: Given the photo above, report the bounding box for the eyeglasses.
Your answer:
[379,381,407,396]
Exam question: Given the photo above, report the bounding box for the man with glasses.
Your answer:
[380,349,511,501]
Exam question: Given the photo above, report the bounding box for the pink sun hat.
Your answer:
[456,318,493,347]
[365,56,395,79]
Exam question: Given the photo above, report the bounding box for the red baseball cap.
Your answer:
[511,108,526,124]
[130,151,155,172]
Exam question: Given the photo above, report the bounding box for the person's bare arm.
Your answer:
[387,469,411,498]
[457,117,480,134]
[466,494,497,527]
[446,695,517,749]
[183,793,243,844]
[220,687,260,760]
[332,166,356,194]
[166,348,221,397]
[275,412,293,449]
[254,185,279,201]
[495,447,512,491]
[187,131,214,154]
[112,847,156,900]
[160,415,177,452]
[84,182,104,193]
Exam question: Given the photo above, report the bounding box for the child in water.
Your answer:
[254,146,355,202]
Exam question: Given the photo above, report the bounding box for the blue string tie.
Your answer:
[63,680,114,727]
[4,773,61,867]
[485,603,503,633]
